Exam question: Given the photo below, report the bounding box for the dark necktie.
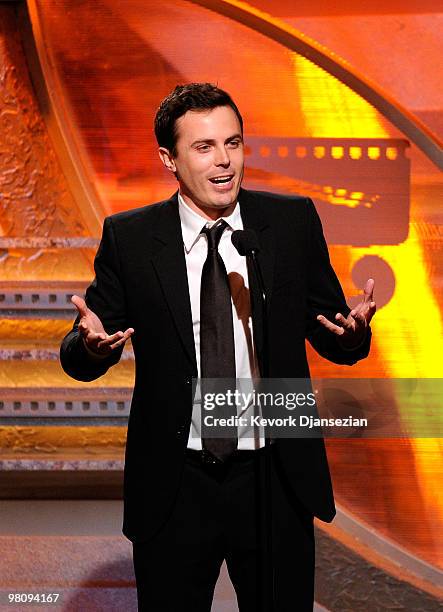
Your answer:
[200,220,238,461]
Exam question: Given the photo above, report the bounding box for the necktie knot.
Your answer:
[201,219,228,251]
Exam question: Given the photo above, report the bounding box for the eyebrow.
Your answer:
[190,133,243,147]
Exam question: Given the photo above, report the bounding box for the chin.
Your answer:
[215,201,236,211]
[215,192,239,207]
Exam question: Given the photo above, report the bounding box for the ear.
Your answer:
[158,147,177,174]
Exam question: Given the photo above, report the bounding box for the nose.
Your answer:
[214,145,230,167]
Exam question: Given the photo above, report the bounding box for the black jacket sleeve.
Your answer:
[305,198,371,365]
[60,216,127,381]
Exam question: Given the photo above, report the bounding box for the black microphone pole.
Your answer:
[249,252,269,379]
[231,230,274,612]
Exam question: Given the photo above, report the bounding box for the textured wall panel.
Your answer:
[0,4,92,280]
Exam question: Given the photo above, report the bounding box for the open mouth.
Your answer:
[209,174,234,185]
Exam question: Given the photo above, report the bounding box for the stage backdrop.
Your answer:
[0,0,442,595]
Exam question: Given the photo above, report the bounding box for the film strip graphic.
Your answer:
[0,387,132,422]
[0,283,89,319]
[245,137,410,246]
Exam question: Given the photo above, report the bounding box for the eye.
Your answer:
[196,144,211,152]
[227,139,242,148]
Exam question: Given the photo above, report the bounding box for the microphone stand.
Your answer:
[248,248,274,612]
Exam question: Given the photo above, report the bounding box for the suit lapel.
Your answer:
[238,189,274,373]
[239,188,274,305]
[150,193,197,373]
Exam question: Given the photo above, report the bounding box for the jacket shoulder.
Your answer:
[240,189,316,225]
[242,188,306,204]
[241,188,312,212]
[106,198,172,227]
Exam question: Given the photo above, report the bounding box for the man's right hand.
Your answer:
[71,295,134,357]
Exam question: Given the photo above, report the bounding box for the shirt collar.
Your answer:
[178,193,242,253]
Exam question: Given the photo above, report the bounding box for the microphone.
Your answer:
[231,227,268,377]
[231,229,260,256]
[232,228,273,611]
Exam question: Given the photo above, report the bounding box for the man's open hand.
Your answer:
[71,295,134,356]
[316,278,376,349]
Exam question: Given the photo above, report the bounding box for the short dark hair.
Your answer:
[154,83,243,155]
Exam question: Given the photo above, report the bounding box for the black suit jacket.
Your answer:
[60,189,371,542]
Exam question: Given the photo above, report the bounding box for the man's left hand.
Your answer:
[317,278,376,349]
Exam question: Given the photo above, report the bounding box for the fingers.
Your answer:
[83,330,107,345]
[366,300,377,324]
[363,278,375,302]
[97,328,134,351]
[317,314,345,336]
[350,295,377,324]
[334,312,353,329]
[82,327,134,356]
[72,293,135,354]
[348,308,366,326]
[318,310,361,335]
[71,294,88,317]
[318,280,377,344]
[350,277,376,319]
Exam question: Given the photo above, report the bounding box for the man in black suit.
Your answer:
[60,83,375,611]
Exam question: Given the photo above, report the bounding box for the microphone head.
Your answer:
[231,229,260,256]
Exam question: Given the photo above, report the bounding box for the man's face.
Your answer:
[159,105,244,219]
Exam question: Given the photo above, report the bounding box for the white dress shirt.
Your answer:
[178,194,263,450]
